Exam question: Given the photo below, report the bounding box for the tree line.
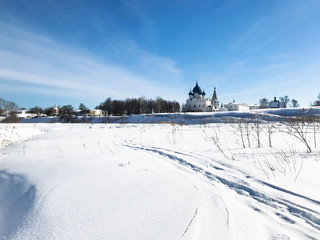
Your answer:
[0,96,181,119]
[96,97,180,116]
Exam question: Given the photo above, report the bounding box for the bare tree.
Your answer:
[0,98,5,110]
[29,106,44,116]
[252,114,263,148]
[203,129,234,160]
[259,98,269,109]
[313,93,320,106]
[244,119,252,148]
[265,118,276,148]
[233,119,246,148]
[0,98,19,122]
[305,110,320,149]
[2,100,19,117]
[281,110,312,153]
[291,99,299,108]
[279,95,290,107]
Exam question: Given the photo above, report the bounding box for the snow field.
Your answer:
[0,123,319,239]
[0,124,44,149]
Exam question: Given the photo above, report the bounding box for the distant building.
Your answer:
[53,106,59,115]
[223,100,250,112]
[76,109,90,116]
[249,104,260,110]
[185,82,219,112]
[16,110,37,119]
[0,111,9,121]
[185,82,255,112]
[219,103,228,112]
[269,97,286,108]
[91,109,107,117]
[75,109,107,117]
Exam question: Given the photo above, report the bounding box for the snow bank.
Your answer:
[0,124,44,149]
[0,171,36,239]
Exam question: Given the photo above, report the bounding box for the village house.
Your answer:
[223,100,250,112]
[53,106,59,115]
[16,110,37,119]
[249,104,260,110]
[92,109,107,117]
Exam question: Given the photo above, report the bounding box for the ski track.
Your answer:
[179,206,199,238]
[123,141,320,237]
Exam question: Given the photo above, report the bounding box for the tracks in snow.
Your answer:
[124,142,320,237]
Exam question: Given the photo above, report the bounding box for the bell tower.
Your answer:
[211,87,219,110]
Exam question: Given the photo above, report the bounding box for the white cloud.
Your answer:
[0,22,183,104]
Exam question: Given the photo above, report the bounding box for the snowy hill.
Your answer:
[21,107,320,124]
[1,115,320,239]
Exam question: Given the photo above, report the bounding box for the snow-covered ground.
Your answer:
[21,107,320,124]
[0,122,319,239]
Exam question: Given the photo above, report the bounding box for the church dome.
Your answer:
[192,82,202,94]
[188,90,193,95]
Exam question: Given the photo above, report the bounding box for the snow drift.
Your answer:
[0,171,36,239]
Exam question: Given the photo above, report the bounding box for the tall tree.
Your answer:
[44,107,56,116]
[279,96,290,107]
[291,99,299,108]
[0,98,19,117]
[155,97,165,113]
[98,97,113,114]
[5,101,19,116]
[29,106,44,116]
[259,98,269,109]
[313,93,320,106]
[173,101,180,112]
[78,103,89,111]
[147,98,154,114]
[60,105,74,116]
[0,98,6,110]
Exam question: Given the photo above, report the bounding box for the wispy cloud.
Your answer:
[213,58,291,81]
[0,22,183,106]
[219,62,320,105]
[231,19,263,49]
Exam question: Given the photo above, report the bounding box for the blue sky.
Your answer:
[1,0,320,109]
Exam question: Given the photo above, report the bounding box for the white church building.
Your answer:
[269,97,286,108]
[185,82,219,112]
